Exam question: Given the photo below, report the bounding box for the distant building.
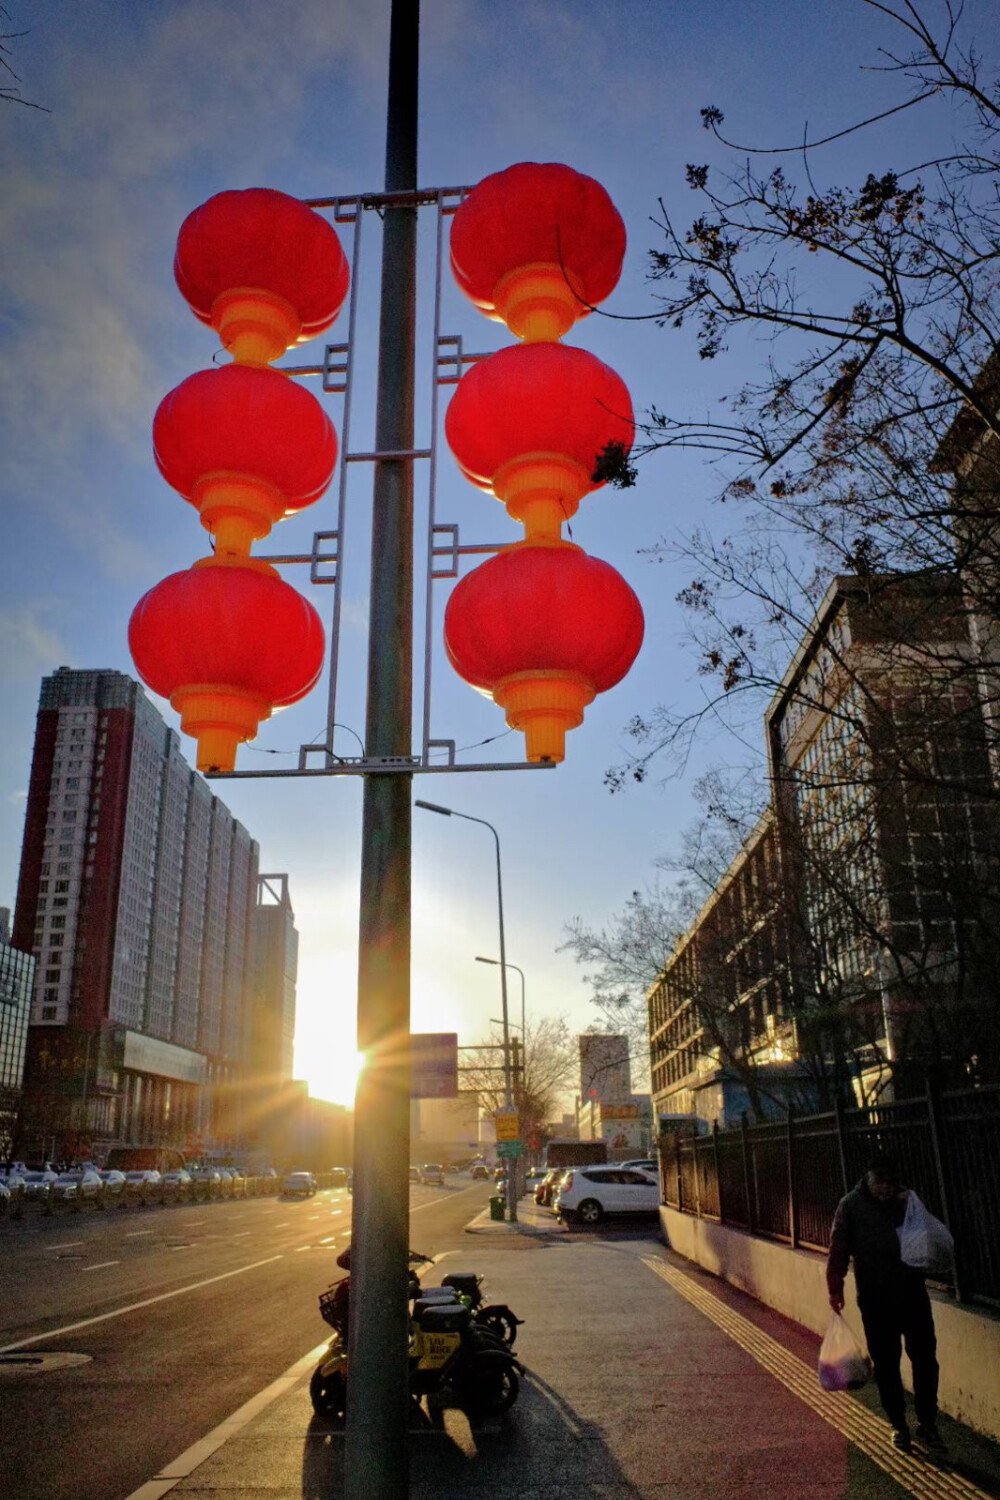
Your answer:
[578,1033,631,1106]
[411,1095,481,1166]
[12,668,260,1159]
[0,908,34,1159]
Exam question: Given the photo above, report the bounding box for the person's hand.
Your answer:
[829,1292,845,1313]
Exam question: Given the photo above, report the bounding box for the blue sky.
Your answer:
[1,0,972,1104]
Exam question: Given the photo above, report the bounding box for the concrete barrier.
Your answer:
[660,1205,1000,1442]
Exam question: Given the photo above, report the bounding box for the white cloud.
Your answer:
[0,603,68,678]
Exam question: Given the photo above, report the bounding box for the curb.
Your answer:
[463,1204,567,1237]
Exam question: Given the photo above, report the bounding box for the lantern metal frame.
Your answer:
[206,183,553,782]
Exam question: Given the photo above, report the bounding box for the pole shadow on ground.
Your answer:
[300,1371,646,1500]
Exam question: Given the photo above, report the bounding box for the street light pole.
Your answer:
[416,800,516,1222]
[345,3,419,1495]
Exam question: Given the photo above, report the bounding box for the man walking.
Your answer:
[827,1153,946,1457]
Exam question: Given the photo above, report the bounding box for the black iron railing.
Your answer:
[658,1083,1000,1308]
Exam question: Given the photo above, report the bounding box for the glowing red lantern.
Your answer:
[445,343,634,541]
[153,365,338,559]
[450,163,626,342]
[444,542,643,763]
[128,558,325,772]
[174,188,349,364]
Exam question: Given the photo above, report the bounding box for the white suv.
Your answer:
[555,1166,660,1226]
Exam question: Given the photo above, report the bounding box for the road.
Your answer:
[0,1174,491,1500]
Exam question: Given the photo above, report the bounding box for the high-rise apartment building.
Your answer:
[0,907,34,1159]
[12,668,260,1158]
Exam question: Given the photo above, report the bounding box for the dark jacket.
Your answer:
[827,1178,924,1304]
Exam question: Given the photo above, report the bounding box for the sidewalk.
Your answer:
[130,1201,1000,1500]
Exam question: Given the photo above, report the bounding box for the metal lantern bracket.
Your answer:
[208,183,552,782]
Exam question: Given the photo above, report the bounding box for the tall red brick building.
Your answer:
[13,668,260,1159]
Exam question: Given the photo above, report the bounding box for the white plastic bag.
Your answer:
[818,1312,872,1392]
[897,1191,954,1275]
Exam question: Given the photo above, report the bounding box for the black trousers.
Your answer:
[859,1277,938,1430]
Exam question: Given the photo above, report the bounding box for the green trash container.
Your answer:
[489,1194,505,1222]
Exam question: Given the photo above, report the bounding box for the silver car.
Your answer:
[160,1169,194,1203]
[99,1169,128,1204]
[20,1169,58,1201]
[125,1170,163,1205]
[51,1168,104,1208]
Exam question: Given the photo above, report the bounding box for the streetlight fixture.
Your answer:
[415,799,516,1222]
[477,955,525,1040]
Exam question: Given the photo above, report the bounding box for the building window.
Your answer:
[41,1006,57,1021]
[50,916,66,929]
[45,967,60,982]
[43,987,58,1002]
[55,881,69,893]
[49,934,63,947]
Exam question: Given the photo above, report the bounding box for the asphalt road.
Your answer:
[0,1174,491,1500]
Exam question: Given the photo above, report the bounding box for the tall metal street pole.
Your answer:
[345,3,419,1495]
[416,801,516,1222]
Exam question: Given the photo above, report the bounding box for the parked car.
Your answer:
[0,1178,11,1214]
[409,1165,421,1182]
[188,1167,223,1201]
[160,1169,194,1203]
[535,1169,565,1207]
[98,1169,128,1204]
[419,1163,445,1186]
[125,1169,164,1205]
[327,1167,350,1188]
[51,1167,104,1207]
[618,1159,659,1177]
[20,1168,58,1201]
[469,1163,490,1180]
[525,1166,547,1183]
[494,1165,507,1183]
[555,1166,661,1226]
[282,1171,317,1198]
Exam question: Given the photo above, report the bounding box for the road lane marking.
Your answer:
[232,1231,251,1238]
[123,1338,328,1500]
[294,1245,312,1252]
[82,1261,120,1272]
[641,1256,989,1500]
[274,1222,290,1227]
[318,1235,338,1244]
[44,1241,84,1251]
[179,1219,207,1226]
[0,1255,284,1353]
[124,1231,155,1238]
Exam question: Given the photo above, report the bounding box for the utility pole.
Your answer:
[344,3,419,1496]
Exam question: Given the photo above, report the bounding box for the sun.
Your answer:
[299,1045,365,1108]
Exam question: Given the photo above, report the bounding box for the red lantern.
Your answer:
[174,188,350,363]
[153,365,338,559]
[444,542,643,763]
[128,558,325,772]
[450,163,626,342]
[445,343,634,541]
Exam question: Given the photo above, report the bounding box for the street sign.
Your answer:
[494,1110,520,1141]
[410,1033,458,1098]
[497,1139,523,1158]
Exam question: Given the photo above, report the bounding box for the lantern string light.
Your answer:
[129,188,348,772]
[442,162,644,764]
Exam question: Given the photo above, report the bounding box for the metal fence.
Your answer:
[658,1082,1000,1308]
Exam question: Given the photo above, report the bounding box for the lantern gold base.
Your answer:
[171,685,271,773]
[492,263,584,343]
[494,671,594,763]
[193,473,286,560]
[494,452,589,542]
[212,287,302,365]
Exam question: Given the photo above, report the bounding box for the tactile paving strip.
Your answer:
[641,1256,989,1500]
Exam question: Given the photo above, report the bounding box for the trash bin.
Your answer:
[489,1194,505,1222]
